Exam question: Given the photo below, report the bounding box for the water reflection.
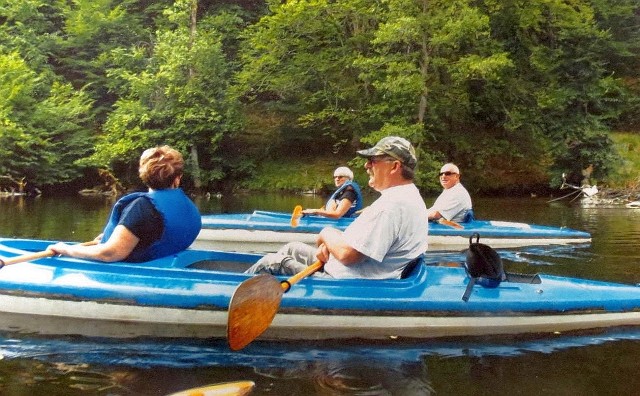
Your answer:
[4,330,640,368]
[0,195,114,242]
[499,244,595,267]
[310,363,433,395]
[3,329,640,395]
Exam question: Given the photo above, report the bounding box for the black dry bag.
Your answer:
[462,233,505,302]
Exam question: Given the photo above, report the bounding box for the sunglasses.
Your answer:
[438,171,457,177]
[367,156,396,165]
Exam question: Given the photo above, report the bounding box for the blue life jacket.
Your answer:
[325,180,363,217]
[101,189,201,261]
[463,209,475,222]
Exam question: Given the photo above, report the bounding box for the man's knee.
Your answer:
[278,241,309,256]
[244,253,286,274]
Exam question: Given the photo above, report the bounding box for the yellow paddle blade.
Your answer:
[438,218,464,229]
[290,205,303,227]
[165,380,255,396]
[227,274,284,351]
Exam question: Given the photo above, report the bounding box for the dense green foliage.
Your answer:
[608,132,640,189]
[0,0,638,194]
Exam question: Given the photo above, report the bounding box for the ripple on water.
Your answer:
[311,363,434,395]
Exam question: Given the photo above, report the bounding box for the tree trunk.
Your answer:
[188,0,202,192]
[190,145,202,191]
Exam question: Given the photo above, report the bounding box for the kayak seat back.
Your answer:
[400,256,424,279]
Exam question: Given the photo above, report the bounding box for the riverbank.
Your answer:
[231,131,640,200]
[585,132,640,204]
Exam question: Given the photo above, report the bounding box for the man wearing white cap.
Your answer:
[303,166,363,218]
[427,163,473,223]
[246,136,428,279]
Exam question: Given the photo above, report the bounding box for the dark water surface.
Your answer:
[0,193,639,395]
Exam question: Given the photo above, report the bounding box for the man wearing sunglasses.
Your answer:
[427,163,473,223]
[245,136,428,279]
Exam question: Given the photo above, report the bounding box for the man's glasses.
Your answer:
[367,156,396,165]
[439,171,457,177]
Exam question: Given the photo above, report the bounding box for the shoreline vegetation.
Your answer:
[4,129,637,205]
[595,132,640,204]
[226,131,640,203]
[24,131,634,204]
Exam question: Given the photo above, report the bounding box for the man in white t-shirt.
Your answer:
[427,163,473,223]
[245,136,429,279]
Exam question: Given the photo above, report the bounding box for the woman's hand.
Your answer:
[47,242,72,256]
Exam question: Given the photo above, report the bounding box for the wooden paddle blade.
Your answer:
[227,274,284,351]
[166,380,255,396]
[290,205,303,227]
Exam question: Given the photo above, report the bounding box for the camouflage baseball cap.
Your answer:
[357,136,417,169]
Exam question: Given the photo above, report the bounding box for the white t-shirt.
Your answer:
[323,183,429,279]
[429,183,472,222]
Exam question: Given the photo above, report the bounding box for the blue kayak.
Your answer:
[195,210,591,252]
[0,237,638,342]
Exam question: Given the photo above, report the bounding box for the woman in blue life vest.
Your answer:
[302,166,363,218]
[48,146,201,262]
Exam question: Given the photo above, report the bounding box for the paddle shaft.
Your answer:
[280,260,324,292]
[0,240,98,267]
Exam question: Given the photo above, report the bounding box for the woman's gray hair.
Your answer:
[333,166,354,180]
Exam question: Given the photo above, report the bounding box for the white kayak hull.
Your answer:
[192,228,591,253]
[2,293,640,341]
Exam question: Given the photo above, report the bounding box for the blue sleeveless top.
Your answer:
[325,180,363,218]
[101,189,201,262]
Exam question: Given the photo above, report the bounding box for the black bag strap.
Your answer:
[462,278,476,302]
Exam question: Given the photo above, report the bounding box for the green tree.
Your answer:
[588,0,640,130]
[355,0,517,190]
[0,52,94,187]
[485,0,627,186]
[53,0,159,121]
[237,0,630,192]
[0,0,63,72]
[235,0,381,156]
[88,0,241,189]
